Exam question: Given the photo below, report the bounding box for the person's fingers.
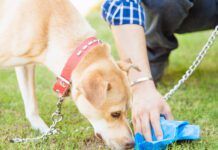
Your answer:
[150,111,163,140]
[134,117,142,134]
[141,114,152,141]
[162,103,174,120]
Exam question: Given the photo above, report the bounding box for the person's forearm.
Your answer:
[112,25,155,90]
[112,24,172,140]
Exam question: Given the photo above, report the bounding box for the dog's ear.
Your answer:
[117,58,141,73]
[78,72,109,108]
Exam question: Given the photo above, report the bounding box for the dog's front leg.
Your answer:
[15,64,49,133]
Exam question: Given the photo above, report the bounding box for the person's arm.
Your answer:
[112,24,173,141]
[102,0,173,141]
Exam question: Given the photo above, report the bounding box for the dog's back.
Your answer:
[0,0,95,67]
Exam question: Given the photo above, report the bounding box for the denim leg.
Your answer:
[142,0,193,80]
[143,0,217,62]
[142,0,217,80]
[142,0,194,63]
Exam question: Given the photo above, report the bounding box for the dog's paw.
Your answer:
[27,115,49,133]
[35,125,50,134]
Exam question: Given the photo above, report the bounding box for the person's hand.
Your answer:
[131,80,173,141]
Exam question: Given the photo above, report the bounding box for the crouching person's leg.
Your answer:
[142,0,194,82]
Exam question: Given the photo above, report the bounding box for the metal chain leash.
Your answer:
[10,96,64,143]
[10,25,218,143]
[164,25,218,100]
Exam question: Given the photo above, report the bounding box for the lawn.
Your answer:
[0,10,217,150]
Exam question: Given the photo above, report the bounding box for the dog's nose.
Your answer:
[125,141,135,149]
[95,133,103,140]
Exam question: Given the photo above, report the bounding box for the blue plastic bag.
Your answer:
[134,117,200,150]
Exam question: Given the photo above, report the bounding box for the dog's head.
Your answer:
[72,44,134,149]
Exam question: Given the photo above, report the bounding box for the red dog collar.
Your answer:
[53,37,102,97]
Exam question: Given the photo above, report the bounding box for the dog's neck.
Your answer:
[42,35,95,74]
[43,36,110,80]
[43,40,111,99]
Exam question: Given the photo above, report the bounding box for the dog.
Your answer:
[0,0,135,149]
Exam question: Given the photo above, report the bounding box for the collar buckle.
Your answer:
[53,76,71,97]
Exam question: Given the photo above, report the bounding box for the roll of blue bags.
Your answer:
[134,117,200,150]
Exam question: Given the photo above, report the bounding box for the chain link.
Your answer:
[10,25,218,143]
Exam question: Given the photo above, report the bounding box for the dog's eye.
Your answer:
[111,111,121,118]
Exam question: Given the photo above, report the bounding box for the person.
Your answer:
[102,0,218,141]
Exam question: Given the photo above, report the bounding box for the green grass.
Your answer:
[0,10,217,150]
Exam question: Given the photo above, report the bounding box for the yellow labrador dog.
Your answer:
[0,0,135,149]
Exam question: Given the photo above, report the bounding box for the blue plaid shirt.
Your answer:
[102,0,146,29]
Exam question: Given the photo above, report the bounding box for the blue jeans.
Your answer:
[142,0,218,63]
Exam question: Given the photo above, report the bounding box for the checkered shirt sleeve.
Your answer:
[102,0,146,29]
